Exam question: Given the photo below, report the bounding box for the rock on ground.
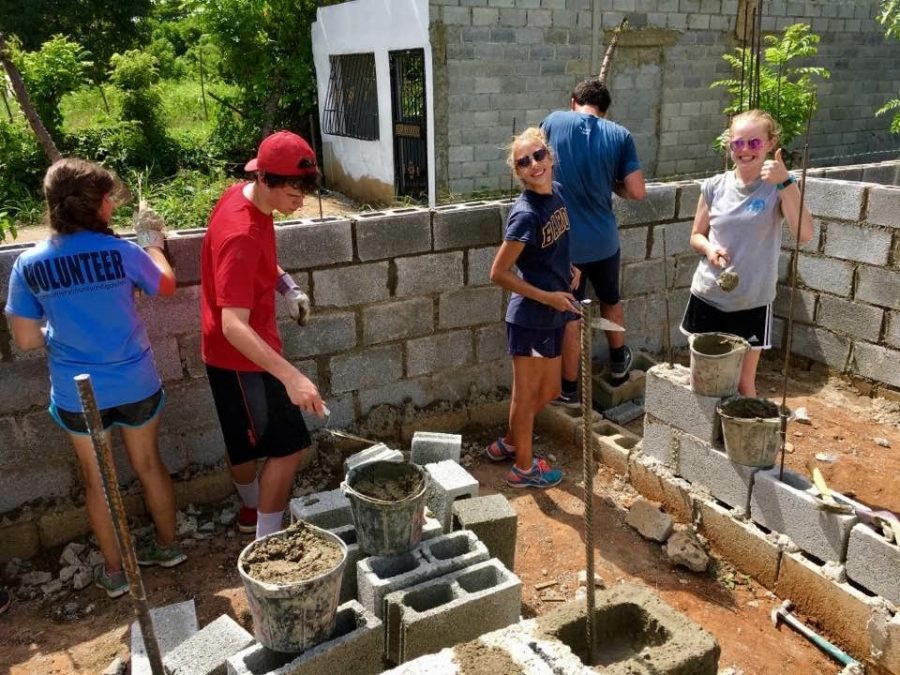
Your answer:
[665,529,710,572]
[624,498,673,543]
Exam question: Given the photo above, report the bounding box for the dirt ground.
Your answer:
[1,358,897,674]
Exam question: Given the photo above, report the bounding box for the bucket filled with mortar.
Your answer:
[689,332,750,397]
[238,521,348,652]
[342,460,428,557]
[718,397,783,468]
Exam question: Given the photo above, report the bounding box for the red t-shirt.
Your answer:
[200,183,282,371]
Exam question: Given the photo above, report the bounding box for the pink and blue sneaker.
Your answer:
[506,458,564,489]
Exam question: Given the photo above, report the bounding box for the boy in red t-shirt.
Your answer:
[200,131,326,539]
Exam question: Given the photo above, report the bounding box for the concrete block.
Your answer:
[816,295,884,342]
[640,414,676,467]
[0,358,50,415]
[861,164,899,187]
[165,614,254,675]
[474,324,506,362]
[676,430,758,513]
[451,494,517,571]
[383,559,522,663]
[678,181,702,219]
[535,403,594,447]
[852,342,900,389]
[773,284,817,324]
[580,419,639,477]
[857,266,900,310]
[0,519,41,563]
[275,218,354,269]
[613,183,676,225]
[395,252,464,297]
[846,523,900,606]
[824,221,892,266]
[781,217,821,251]
[796,253,854,296]
[313,262,389,307]
[137,286,202,338]
[591,351,655,410]
[0,462,73,512]
[358,530,490,619]
[425,460,479,532]
[790,324,851,371]
[290,488,352,529]
[805,178,866,221]
[751,468,858,563]
[888,311,900,349]
[225,601,383,675]
[602,399,644,426]
[167,233,203,284]
[330,345,404,393]
[618,225,649,263]
[866,185,900,228]
[355,209,432,261]
[433,204,502,250]
[644,363,721,443]
[627,454,695,524]
[411,432,462,465]
[131,600,198,675]
[343,443,404,476]
[625,497,673,542]
[362,298,434,346]
[438,286,503,329]
[466,246,498,286]
[406,331,473,377]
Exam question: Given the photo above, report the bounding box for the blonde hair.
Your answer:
[506,127,554,175]
[725,109,782,148]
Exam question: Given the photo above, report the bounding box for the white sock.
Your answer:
[256,510,285,539]
[234,477,259,509]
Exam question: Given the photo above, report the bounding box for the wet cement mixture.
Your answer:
[720,397,780,419]
[453,640,523,675]
[351,466,424,502]
[241,522,343,585]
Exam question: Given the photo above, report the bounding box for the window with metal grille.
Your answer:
[322,53,379,140]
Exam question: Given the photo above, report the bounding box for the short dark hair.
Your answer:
[571,79,611,113]
[259,168,320,194]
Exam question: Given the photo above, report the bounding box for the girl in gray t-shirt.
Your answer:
[681,110,813,397]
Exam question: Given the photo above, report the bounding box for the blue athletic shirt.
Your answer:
[504,183,572,329]
[5,231,164,412]
[541,110,641,264]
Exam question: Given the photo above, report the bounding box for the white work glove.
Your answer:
[133,199,166,250]
[277,272,311,326]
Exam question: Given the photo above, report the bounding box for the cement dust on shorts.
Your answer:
[241,521,343,585]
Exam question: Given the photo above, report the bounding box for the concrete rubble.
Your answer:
[625,497,674,542]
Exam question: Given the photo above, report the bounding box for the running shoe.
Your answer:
[484,438,516,462]
[137,541,188,568]
[551,390,580,407]
[94,566,128,599]
[506,458,564,489]
[238,507,258,534]
[609,345,634,379]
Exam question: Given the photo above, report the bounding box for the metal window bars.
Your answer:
[322,53,379,141]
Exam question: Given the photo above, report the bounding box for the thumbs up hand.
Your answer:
[762,148,790,186]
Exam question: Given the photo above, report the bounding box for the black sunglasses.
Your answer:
[514,147,548,169]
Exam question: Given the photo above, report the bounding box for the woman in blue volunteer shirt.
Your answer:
[5,159,186,598]
[485,128,580,488]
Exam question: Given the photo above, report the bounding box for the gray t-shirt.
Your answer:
[690,171,783,311]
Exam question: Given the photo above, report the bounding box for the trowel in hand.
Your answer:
[715,255,739,293]
[569,301,625,331]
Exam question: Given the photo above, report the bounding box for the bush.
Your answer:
[0,119,47,235]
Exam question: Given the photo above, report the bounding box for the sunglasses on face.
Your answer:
[514,147,549,169]
[729,137,764,152]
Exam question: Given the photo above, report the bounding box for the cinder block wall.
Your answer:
[430,0,900,195]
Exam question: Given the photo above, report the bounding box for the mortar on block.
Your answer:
[689,333,749,397]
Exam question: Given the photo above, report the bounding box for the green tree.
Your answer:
[876,0,900,133]
[711,23,830,149]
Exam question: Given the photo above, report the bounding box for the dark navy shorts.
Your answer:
[206,364,311,465]
[680,293,773,350]
[506,322,565,358]
[51,388,165,435]
[574,248,621,306]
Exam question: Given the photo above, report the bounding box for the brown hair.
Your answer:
[43,158,118,236]
[506,127,554,176]
[725,109,782,148]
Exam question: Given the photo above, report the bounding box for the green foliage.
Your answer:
[0,117,46,234]
[711,24,830,149]
[877,1,900,134]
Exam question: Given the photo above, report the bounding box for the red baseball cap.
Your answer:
[244,131,318,176]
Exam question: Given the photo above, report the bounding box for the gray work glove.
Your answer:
[277,272,311,326]
[133,199,166,250]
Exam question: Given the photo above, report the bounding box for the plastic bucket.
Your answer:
[689,332,750,397]
[718,397,783,468]
[342,460,428,557]
[237,524,348,653]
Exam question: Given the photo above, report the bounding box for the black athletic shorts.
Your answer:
[51,389,165,435]
[680,293,773,350]
[206,364,311,465]
[574,249,621,306]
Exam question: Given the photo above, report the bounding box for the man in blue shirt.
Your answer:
[542,79,646,400]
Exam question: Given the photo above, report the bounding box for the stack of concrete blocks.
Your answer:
[424,460,479,532]
[131,600,199,675]
[343,443,404,475]
[225,601,383,675]
[451,493,518,572]
[410,431,462,465]
[357,530,489,618]
[165,615,255,675]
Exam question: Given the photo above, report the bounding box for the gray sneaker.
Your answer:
[137,541,188,568]
[609,345,634,379]
[94,566,128,599]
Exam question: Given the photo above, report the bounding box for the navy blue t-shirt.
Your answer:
[504,184,572,329]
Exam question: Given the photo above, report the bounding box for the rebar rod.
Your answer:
[75,374,163,675]
[661,228,673,368]
[580,299,596,665]
[309,113,324,219]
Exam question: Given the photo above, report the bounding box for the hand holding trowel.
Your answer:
[569,300,626,332]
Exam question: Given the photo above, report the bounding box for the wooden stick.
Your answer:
[598,17,629,85]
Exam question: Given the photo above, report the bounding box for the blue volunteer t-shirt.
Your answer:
[5,231,164,412]
[541,110,641,264]
[504,183,572,329]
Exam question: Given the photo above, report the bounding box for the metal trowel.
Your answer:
[716,255,739,292]
[569,301,625,331]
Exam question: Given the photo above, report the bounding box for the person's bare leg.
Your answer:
[738,350,762,397]
[560,320,580,382]
[227,458,257,485]
[257,450,306,514]
[121,418,177,547]
[600,301,626,350]
[509,356,556,471]
[70,432,122,571]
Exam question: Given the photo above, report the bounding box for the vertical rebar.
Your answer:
[510,116,517,193]
[661,228,673,368]
[309,113,324,220]
[580,299,596,665]
[75,374,163,675]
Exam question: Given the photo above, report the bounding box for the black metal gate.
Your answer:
[389,49,428,200]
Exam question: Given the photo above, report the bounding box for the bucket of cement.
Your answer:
[688,332,749,397]
[238,521,347,653]
[342,460,428,556]
[718,397,782,468]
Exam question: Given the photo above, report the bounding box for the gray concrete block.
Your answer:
[591,352,655,410]
[424,460,479,531]
[618,225,649,263]
[602,399,645,426]
[861,164,899,187]
[165,614,254,675]
[823,221,892,266]
[796,254,854,296]
[275,218,354,269]
[857,265,900,311]
[639,414,675,467]
[750,468,858,563]
[816,295,884,342]
[411,432,463,465]
[383,559,522,664]
[313,262,390,307]
[805,178,866,221]
[343,444,405,476]
[451,494,518,572]
[789,324,850,370]
[330,345,404,393]
[438,286,503,329]
[406,330,473,377]
[474,324,506,362]
[675,430,758,513]
[866,185,900,227]
[358,379,431,415]
[613,183,676,225]
[363,298,434,346]
[845,523,900,606]
[152,336,183,382]
[649,220,695,258]
[433,204,502,250]
[355,210,432,261]
[773,284,816,324]
[851,341,900,389]
[358,530,490,619]
[466,246,497,286]
[0,358,50,415]
[395,252,465,297]
[131,600,198,675]
[137,285,202,337]
[677,181,702,219]
[781,217,821,252]
[225,601,383,675]
[888,311,900,349]
[621,259,665,296]
[644,364,721,443]
[290,488,352,529]
[168,233,203,284]
[281,312,357,359]
[625,497,674,542]
[0,462,73,512]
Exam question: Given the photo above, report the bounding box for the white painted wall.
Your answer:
[311,0,435,206]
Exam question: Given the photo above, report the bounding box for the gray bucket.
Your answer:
[718,397,783,468]
[237,524,347,653]
[689,332,750,397]
[341,460,428,557]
